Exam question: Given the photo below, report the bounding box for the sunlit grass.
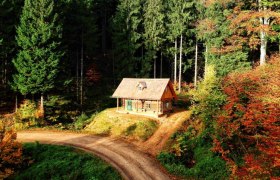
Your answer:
[85,108,158,140]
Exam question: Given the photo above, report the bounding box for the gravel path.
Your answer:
[17,131,171,180]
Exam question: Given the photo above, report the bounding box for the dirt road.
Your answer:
[139,110,192,155]
[17,131,171,180]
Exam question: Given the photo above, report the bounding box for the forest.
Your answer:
[0,0,280,179]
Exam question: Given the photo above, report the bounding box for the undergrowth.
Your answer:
[11,143,121,180]
[157,65,229,179]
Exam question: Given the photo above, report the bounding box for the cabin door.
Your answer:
[127,100,132,111]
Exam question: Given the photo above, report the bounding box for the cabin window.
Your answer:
[137,81,147,91]
[146,103,151,109]
[165,102,169,109]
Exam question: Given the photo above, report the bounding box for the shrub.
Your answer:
[214,55,280,178]
[13,100,43,129]
[14,143,121,180]
[74,113,92,130]
[158,65,229,179]
[189,65,226,134]
[45,95,79,124]
[0,129,23,179]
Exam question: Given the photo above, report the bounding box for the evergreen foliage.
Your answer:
[12,0,63,95]
[15,143,121,180]
[143,0,165,77]
[0,0,23,88]
[112,0,143,78]
[196,1,251,77]
[0,0,279,179]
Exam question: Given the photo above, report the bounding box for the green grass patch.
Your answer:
[85,108,158,140]
[157,146,229,180]
[11,143,121,180]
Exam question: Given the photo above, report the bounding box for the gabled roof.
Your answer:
[112,78,177,100]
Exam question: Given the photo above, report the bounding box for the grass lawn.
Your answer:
[11,143,122,180]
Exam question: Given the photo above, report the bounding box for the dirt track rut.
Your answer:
[17,131,171,180]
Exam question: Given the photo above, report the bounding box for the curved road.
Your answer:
[17,131,171,180]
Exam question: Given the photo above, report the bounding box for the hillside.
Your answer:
[85,108,192,155]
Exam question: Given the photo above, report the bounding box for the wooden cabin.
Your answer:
[112,78,177,117]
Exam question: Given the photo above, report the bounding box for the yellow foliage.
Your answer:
[189,65,219,103]
[0,129,23,179]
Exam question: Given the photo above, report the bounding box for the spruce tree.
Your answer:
[0,0,23,91]
[143,0,165,78]
[112,0,143,78]
[196,1,250,77]
[166,0,195,92]
[13,0,63,115]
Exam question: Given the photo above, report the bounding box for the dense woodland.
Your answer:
[0,0,280,179]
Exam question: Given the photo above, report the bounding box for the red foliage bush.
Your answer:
[0,129,23,179]
[213,55,280,178]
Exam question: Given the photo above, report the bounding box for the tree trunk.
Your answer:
[154,58,156,79]
[15,95,18,113]
[81,31,84,109]
[205,44,208,77]
[160,51,163,78]
[260,29,267,66]
[4,57,7,89]
[178,34,183,93]
[259,0,269,66]
[40,93,44,118]
[76,50,79,102]
[194,41,198,88]
[174,39,177,84]
[102,9,107,54]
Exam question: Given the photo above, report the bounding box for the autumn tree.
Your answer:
[214,54,280,178]
[12,0,63,116]
[229,0,280,65]
[0,128,23,179]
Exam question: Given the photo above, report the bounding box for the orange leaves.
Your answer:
[197,18,217,35]
[228,2,280,49]
[214,55,280,178]
[0,129,23,179]
[200,0,232,8]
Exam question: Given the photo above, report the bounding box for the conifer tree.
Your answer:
[143,0,165,78]
[166,0,195,92]
[13,0,63,116]
[0,0,23,90]
[112,0,143,78]
[196,1,250,77]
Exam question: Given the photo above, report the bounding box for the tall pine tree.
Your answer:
[112,0,143,78]
[143,0,165,78]
[0,0,23,91]
[13,0,63,115]
[196,1,250,77]
[166,0,196,92]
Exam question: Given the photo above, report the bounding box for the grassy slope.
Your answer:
[12,143,121,180]
[85,108,158,141]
